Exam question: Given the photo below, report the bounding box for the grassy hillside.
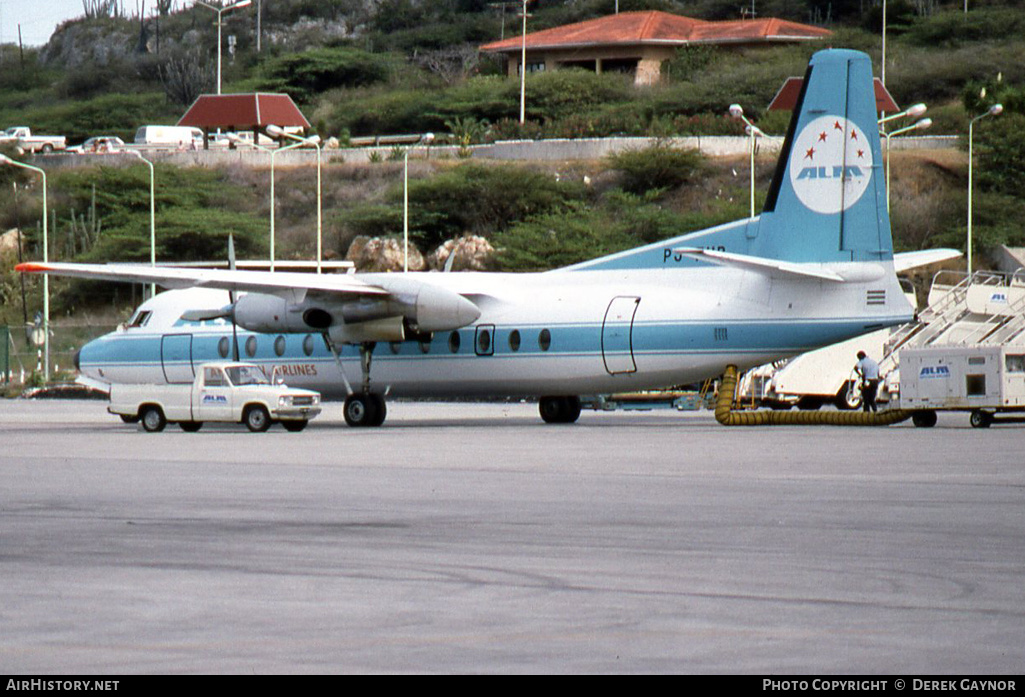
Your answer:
[1,0,1024,326]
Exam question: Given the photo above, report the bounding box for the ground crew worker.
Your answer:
[855,350,880,413]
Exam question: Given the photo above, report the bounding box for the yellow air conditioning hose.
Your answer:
[715,365,911,427]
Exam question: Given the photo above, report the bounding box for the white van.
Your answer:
[134,125,203,148]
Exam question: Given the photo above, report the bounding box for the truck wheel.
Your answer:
[179,422,203,432]
[834,382,862,410]
[911,410,937,428]
[282,420,308,432]
[796,396,824,411]
[41,143,53,153]
[969,410,992,429]
[243,405,271,432]
[141,405,166,432]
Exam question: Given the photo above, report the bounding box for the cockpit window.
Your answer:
[226,365,270,386]
[127,310,152,328]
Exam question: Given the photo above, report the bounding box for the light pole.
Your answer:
[402,133,435,273]
[0,154,49,382]
[124,150,157,295]
[881,0,887,87]
[196,0,252,95]
[728,104,765,219]
[229,133,305,271]
[967,103,1003,274]
[519,0,531,125]
[879,103,927,212]
[881,118,931,213]
[267,125,323,273]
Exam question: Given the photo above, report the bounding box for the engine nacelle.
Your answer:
[234,294,309,333]
[230,281,480,343]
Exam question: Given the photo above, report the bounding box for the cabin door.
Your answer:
[601,296,640,375]
[161,334,195,384]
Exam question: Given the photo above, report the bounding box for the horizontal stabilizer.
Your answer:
[892,249,962,273]
[672,247,845,282]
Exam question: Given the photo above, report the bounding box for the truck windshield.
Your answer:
[226,365,270,386]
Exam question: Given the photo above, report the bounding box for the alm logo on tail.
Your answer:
[789,116,873,215]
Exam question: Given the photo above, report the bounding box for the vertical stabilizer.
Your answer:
[756,49,891,264]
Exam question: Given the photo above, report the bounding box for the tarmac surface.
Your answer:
[1,399,1023,674]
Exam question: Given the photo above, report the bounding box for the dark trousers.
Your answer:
[861,379,879,412]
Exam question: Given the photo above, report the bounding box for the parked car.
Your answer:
[68,136,126,154]
[0,126,67,153]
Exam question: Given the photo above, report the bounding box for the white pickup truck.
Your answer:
[0,127,67,154]
[109,361,322,432]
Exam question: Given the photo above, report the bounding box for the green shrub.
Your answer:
[607,144,705,196]
[254,47,396,103]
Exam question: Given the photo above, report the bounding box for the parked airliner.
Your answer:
[19,49,953,427]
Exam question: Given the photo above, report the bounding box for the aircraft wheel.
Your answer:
[282,420,308,432]
[369,394,387,427]
[179,421,203,432]
[243,404,272,433]
[911,410,937,428]
[140,405,166,433]
[344,393,384,427]
[969,410,992,429]
[539,396,581,424]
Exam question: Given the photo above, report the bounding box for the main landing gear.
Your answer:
[339,341,388,428]
[539,395,582,424]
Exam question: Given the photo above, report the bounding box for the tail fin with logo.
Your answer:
[568,48,891,273]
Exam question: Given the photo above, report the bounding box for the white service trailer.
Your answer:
[899,344,1025,427]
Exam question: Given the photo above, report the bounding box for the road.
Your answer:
[1,400,1022,674]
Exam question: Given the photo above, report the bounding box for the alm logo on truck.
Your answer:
[919,365,950,379]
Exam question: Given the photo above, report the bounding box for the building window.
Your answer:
[518,61,545,75]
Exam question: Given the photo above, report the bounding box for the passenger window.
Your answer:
[449,332,461,353]
[303,334,315,357]
[538,329,551,352]
[509,330,521,352]
[245,336,258,358]
[218,336,230,359]
[274,335,286,357]
[204,368,225,387]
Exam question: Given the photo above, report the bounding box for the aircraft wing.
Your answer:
[16,261,482,341]
[15,261,389,298]
[892,249,962,273]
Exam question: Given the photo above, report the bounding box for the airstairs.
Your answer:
[739,269,1025,409]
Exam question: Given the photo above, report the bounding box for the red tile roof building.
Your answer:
[178,93,311,146]
[480,11,832,85]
